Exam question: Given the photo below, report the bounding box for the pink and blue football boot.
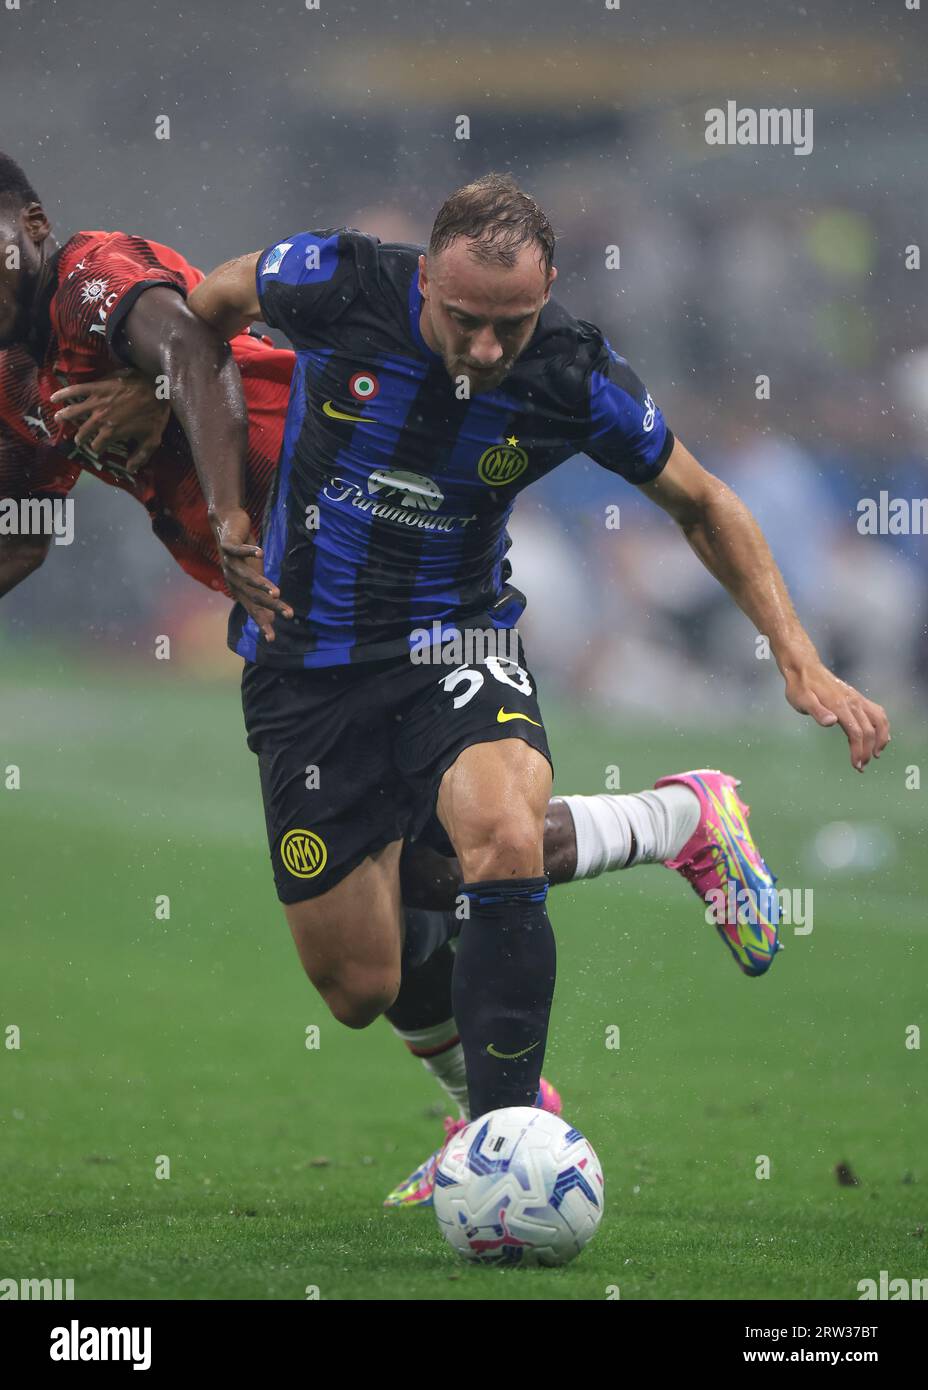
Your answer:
[655,769,781,976]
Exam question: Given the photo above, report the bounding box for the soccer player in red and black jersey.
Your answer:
[0,153,295,621]
[0,321,290,598]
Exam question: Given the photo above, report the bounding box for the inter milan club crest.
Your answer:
[280,828,328,879]
[477,436,528,486]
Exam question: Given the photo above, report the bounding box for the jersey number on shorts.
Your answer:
[441,658,533,710]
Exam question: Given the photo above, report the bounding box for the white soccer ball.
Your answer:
[433,1107,604,1267]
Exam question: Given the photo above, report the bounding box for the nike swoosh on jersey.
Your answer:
[322,400,376,423]
[496,707,542,727]
[486,1040,542,1060]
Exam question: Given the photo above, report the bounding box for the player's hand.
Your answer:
[50,371,171,473]
[213,508,293,642]
[783,661,890,771]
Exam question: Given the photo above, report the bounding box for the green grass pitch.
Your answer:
[2,651,925,1300]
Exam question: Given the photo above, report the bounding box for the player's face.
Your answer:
[0,202,51,349]
[418,240,556,395]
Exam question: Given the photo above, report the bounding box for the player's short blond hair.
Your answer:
[429,172,555,275]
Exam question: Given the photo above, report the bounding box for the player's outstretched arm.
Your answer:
[0,532,50,598]
[186,252,263,341]
[50,250,264,468]
[116,283,292,639]
[638,437,890,771]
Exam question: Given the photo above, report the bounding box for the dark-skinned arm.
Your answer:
[115,284,291,638]
[0,430,56,596]
[0,531,50,597]
[639,437,891,771]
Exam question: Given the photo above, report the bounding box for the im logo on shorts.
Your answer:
[281,828,328,878]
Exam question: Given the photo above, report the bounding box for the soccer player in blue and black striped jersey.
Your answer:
[186,173,889,1128]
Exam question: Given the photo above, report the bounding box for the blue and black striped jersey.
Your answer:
[230,228,675,667]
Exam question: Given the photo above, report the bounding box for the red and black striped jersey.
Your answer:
[0,230,294,592]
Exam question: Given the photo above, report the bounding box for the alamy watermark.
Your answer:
[0,1275,74,1299]
[857,491,928,535]
[857,1271,928,1300]
[409,623,520,666]
[705,883,813,934]
[49,1320,151,1370]
[0,496,74,546]
[705,101,813,156]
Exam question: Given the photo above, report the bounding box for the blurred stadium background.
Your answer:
[1,0,925,1300]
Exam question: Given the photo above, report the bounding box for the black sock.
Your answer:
[453,876,556,1118]
[399,908,459,972]
[385,941,455,1031]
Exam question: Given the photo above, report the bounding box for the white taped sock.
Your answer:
[556,785,701,880]
[392,1018,470,1120]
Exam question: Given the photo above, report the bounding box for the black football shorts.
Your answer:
[241,640,553,904]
